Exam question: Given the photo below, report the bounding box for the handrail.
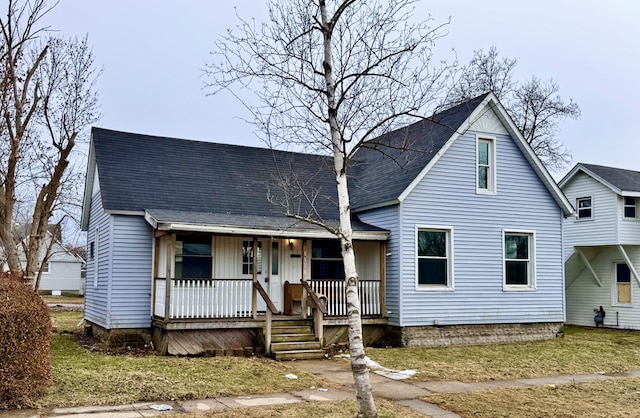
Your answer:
[300,279,328,314]
[253,280,279,314]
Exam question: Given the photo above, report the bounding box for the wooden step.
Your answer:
[271,341,322,352]
[271,325,312,335]
[271,333,317,343]
[271,318,313,326]
[274,349,326,361]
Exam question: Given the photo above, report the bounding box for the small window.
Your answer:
[615,263,632,304]
[175,235,212,279]
[41,262,50,274]
[624,197,636,219]
[242,240,262,275]
[576,197,592,219]
[477,137,495,193]
[271,241,279,275]
[89,242,95,259]
[417,228,452,288]
[504,232,535,289]
[311,239,344,280]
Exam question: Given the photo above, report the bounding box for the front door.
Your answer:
[242,238,284,312]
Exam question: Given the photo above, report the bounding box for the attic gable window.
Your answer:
[477,136,496,193]
[624,197,636,219]
[576,197,592,219]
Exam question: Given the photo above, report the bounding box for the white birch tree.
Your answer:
[206,1,451,416]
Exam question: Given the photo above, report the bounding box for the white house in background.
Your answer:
[560,163,640,329]
[16,229,85,295]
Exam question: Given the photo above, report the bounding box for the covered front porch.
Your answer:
[146,209,389,356]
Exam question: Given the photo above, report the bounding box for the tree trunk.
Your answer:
[320,2,377,415]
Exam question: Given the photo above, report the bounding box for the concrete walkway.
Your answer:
[7,361,640,418]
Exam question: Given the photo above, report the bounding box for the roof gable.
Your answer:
[350,93,573,216]
[349,94,489,210]
[560,163,640,197]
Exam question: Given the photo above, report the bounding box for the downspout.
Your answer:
[398,202,403,328]
[560,208,566,323]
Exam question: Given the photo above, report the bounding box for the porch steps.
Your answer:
[269,318,325,361]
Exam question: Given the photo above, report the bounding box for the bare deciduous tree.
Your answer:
[446,46,580,171]
[206,1,452,416]
[0,0,100,285]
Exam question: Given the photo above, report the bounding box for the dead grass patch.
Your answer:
[180,399,424,418]
[42,295,84,305]
[38,315,334,409]
[362,326,640,382]
[425,377,640,417]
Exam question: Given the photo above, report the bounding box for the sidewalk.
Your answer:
[8,361,640,418]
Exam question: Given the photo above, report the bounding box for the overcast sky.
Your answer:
[43,1,640,179]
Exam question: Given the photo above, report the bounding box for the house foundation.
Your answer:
[388,322,564,347]
[85,321,152,348]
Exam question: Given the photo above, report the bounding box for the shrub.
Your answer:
[0,273,52,409]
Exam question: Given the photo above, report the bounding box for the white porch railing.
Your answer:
[154,278,253,319]
[309,279,381,316]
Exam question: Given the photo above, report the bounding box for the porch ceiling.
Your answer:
[144,209,389,240]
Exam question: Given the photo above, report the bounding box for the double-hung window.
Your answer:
[576,197,592,219]
[477,137,495,193]
[624,197,637,219]
[504,231,535,289]
[242,240,262,275]
[416,227,453,289]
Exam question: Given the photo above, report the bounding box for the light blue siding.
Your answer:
[358,205,401,325]
[109,215,153,328]
[85,191,153,329]
[397,130,564,326]
[85,191,111,328]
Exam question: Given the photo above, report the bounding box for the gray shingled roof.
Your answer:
[349,94,489,210]
[89,94,489,230]
[93,128,338,218]
[577,163,640,193]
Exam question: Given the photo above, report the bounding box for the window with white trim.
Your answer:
[41,261,50,274]
[576,197,592,219]
[624,197,636,219]
[614,262,632,305]
[477,137,495,193]
[417,228,452,288]
[504,231,535,289]
[242,240,262,275]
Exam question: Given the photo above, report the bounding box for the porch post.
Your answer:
[164,239,172,321]
[380,241,386,316]
[252,237,258,319]
[301,239,308,319]
[265,308,272,355]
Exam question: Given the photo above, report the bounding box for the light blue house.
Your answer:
[80,92,573,355]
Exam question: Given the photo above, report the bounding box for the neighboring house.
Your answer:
[3,226,84,295]
[80,92,573,356]
[560,163,640,329]
[34,233,85,295]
